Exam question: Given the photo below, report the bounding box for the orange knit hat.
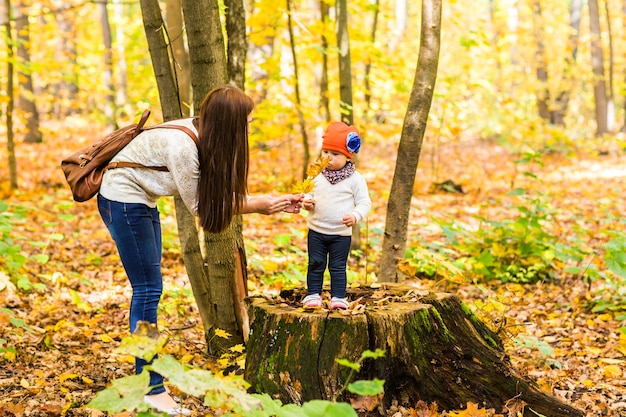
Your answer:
[322,122,361,158]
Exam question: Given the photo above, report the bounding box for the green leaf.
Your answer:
[360,349,386,360]
[564,266,581,274]
[347,378,385,396]
[335,358,360,371]
[273,234,292,246]
[117,333,166,362]
[300,400,358,417]
[48,233,64,241]
[33,254,49,264]
[87,372,150,413]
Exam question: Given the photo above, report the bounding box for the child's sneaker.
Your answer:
[302,293,322,308]
[330,297,349,310]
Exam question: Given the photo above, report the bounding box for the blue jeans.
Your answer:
[306,229,351,298]
[97,194,166,395]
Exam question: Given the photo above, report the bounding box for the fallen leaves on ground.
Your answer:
[0,120,625,416]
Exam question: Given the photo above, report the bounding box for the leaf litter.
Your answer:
[0,121,624,416]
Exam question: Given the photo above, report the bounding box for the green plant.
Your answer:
[411,190,587,284]
[247,228,308,286]
[335,349,386,400]
[403,239,466,282]
[513,335,562,369]
[0,201,30,285]
[88,332,385,416]
[582,234,626,319]
[0,307,35,361]
[0,200,61,291]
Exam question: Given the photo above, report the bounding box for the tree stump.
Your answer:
[244,284,583,417]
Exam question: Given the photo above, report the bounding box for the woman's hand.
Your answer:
[283,194,304,213]
[245,194,303,215]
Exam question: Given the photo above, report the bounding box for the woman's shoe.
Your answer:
[144,393,191,416]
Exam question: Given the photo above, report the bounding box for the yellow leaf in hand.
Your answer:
[294,156,330,193]
[306,155,330,177]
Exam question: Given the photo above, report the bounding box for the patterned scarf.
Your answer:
[323,161,355,184]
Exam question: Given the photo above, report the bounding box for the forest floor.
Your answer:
[0,118,625,416]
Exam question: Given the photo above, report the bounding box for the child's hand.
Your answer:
[342,214,357,227]
[303,199,316,211]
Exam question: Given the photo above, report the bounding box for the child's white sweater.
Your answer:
[307,172,371,236]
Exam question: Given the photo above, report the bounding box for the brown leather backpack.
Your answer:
[61,110,198,202]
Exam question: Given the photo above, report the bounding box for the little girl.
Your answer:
[301,122,371,309]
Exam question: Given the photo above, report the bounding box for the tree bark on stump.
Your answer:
[244,285,583,417]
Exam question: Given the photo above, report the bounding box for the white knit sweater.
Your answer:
[99,118,200,214]
[306,171,371,236]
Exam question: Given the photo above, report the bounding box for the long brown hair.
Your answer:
[197,84,254,233]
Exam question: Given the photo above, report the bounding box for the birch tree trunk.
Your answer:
[379,0,441,282]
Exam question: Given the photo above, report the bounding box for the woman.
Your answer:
[98,85,302,415]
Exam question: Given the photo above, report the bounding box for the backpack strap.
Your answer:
[144,123,199,145]
[136,109,152,130]
[105,161,169,171]
[104,120,199,173]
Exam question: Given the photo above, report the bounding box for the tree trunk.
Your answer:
[181,0,248,355]
[588,0,608,136]
[140,0,182,121]
[181,0,228,112]
[51,3,78,117]
[551,0,583,126]
[244,285,584,417]
[379,0,441,282]
[623,0,626,133]
[2,0,18,190]
[165,0,191,117]
[98,0,116,129]
[113,0,129,115]
[363,0,380,121]
[225,0,247,88]
[286,0,311,178]
[334,0,363,250]
[603,0,615,132]
[531,1,551,122]
[15,0,42,144]
[319,0,330,123]
[335,0,353,125]
[140,0,219,350]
